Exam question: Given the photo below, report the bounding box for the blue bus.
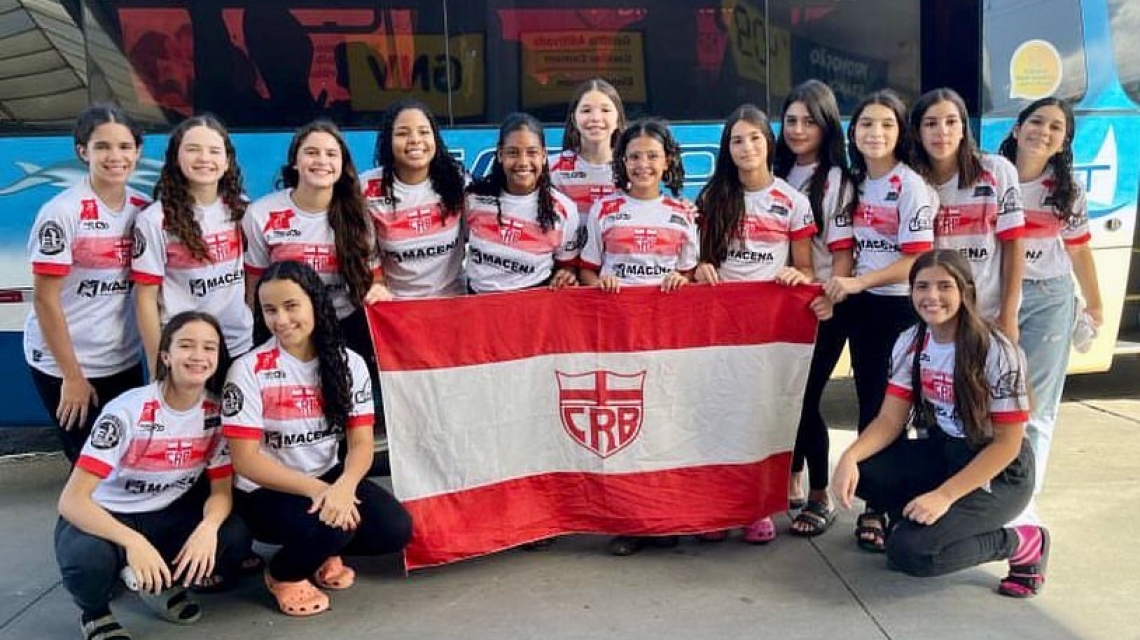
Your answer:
[0,0,1137,426]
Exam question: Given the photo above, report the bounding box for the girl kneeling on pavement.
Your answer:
[831,249,1050,598]
[223,261,411,616]
[56,311,252,640]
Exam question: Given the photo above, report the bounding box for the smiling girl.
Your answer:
[832,250,1047,598]
[550,78,626,222]
[26,104,150,462]
[133,115,252,375]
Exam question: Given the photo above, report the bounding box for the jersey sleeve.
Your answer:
[221,355,265,441]
[579,200,605,272]
[130,203,167,285]
[824,168,855,251]
[241,206,270,275]
[788,190,818,241]
[991,156,1026,241]
[898,175,936,254]
[885,326,920,402]
[553,192,583,266]
[346,350,375,429]
[1061,181,1091,245]
[75,402,133,479]
[676,202,700,272]
[27,197,77,276]
[986,337,1030,425]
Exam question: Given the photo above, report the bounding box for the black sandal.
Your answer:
[855,511,888,552]
[790,501,836,537]
[81,612,131,640]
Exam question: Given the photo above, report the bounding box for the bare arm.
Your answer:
[33,274,96,429]
[830,247,854,279]
[1066,243,1103,325]
[134,283,162,378]
[825,253,918,302]
[997,237,1025,340]
[790,237,814,281]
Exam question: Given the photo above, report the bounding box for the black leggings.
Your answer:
[791,301,849,491]
[847,292,916,432]
[856,430,1034,577]
[234,467,412,582]
[29,363,145,463]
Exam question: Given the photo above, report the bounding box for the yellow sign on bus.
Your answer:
[344,34,485,118]
[520,31,647,108]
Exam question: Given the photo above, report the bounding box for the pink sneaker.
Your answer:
[742,517,777,544]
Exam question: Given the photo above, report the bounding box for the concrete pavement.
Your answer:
[1,358,1136,640]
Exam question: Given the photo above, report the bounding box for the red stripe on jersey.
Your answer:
[468,211,562,254]
[741,216,792,243]
[206,464,233,480]
[886,383,912,402]
[129,196,150,208]
[789,225,817,241]
[995,226,1025,241]
[77,455,114,478]
[560,184,615,207]
[131,270,163,285]
[992,410,1029,424]
[900,241,934,254]
[348,414,373,429]
[1023,210,1063,239]
[121,436,214,471]
[72,236,134,268]
[166,229,243,268]
[550,154,577,172]
[373,203,455,241]
[223,425,262,440]
[579,259,601,272]
[934,203,994,236]
[245,264,266,276]
[828,238,855,251]
[269,242,341,275]
[33,262,70,276]
[1063,233,1090,246]
[604,226,688,257]
[262,385,324,421]
[853,204,900,236]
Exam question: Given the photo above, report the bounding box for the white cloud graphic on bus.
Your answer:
[0,158,161,196]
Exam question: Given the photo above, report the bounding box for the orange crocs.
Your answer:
[312,555,356,590]
[264,572,330,617]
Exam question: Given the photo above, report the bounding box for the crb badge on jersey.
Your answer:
[90,414,125,450]
[222,382,244,417]
[556,370,645,459]
[37,220,66,256]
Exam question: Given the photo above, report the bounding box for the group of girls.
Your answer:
[28,75,1100,638]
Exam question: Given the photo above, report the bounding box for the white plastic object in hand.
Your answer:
[1072,309,1098,353]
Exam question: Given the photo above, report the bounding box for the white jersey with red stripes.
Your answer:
[76,383,230,514]
[361,169,465,298]
[785,164,856,282]
[580,192,700,285]
[243,189,375,319]
[549,150,616,219]
[24,179,148,378]
[131,199,253,355]
[852,164,937,296]
[932,154,1026,319]
[464,189,582,292]
[887,326,1029,439]
[222,338,374,493]
[1020,170,1089,281]
[716,177,817,282]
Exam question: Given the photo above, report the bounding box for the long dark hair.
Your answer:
[998,97,1078,223]
[561,78,627,153]
[372,98,465,219]
[696,104,775,266]
[154,310,230,397]
[153,114,246,262]
[773,80,852,235]
[847,90,909,200]
[906,250,1015,448]
[613,118,684,197]
[466,112,560,232]
[252,261,353,433]
[278,120,374,305]
[74,102,143,156]
[908,88,984,189]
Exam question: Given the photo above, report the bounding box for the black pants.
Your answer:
[29,363,145,463]
[791,301,849,491]
[856,430,1034,577]
[846,292,916,432]
[233,467,412,582]
[54,483,252,615]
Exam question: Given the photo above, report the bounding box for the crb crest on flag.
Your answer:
[556,370,645,458]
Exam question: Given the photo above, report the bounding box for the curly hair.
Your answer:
[773,80,852,235]
[372,98,466,219]
[154,310,230,397]
[153,114,247,262]
[906,250,1014,448]
[252,261,353,434]
[908,88,983,189]
[278,120,374,305]
[847,90,910,201]
[612,118,684,197]
[998,96,1078,223]
[695,104,775,266]
[561,78,626,154]
[466,112,560,232]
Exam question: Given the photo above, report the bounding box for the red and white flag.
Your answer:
[368,282,819,569]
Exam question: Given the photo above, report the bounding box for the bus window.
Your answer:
[83,0,449,128]
[982,0,1087,115]
[769,0,920,114]
[1107,0,1140,104]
